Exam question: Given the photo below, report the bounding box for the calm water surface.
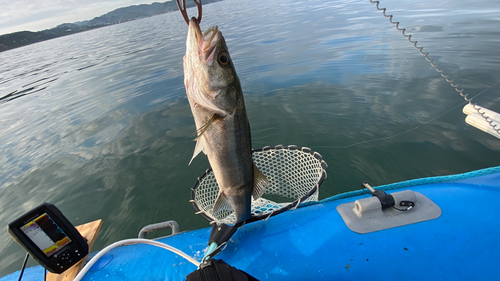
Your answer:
[1,0,500,276]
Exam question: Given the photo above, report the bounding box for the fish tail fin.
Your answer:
[252,164,269,199]
[213,191,233,213]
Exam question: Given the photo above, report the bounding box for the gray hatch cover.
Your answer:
[336,190,442,234]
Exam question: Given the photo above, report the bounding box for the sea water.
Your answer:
[1,0,499,276]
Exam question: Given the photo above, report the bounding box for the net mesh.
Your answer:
[190,145,328,224]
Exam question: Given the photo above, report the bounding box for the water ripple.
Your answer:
[1,0,500,277]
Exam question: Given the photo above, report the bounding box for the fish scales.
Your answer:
[182,18,268,224]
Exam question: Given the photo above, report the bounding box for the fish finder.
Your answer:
[8,203,89,274]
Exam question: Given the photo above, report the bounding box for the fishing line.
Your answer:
[469,79,500,100]
[314,1,500,149]
[368,0,500,136]
[314,79,500,150]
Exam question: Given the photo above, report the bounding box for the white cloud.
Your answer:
[0,0,162,35]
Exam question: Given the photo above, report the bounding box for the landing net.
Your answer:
[190,145,328,225]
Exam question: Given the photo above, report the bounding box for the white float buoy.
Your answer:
[463,104,500,139]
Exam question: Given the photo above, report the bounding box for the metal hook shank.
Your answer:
[176,0,202,25]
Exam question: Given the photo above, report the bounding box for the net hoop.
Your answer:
[190,145,328,224]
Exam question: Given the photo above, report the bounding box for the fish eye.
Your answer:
[217,52,230,67]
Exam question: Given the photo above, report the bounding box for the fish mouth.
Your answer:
[187,18,220,63]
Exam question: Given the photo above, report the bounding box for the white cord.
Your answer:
[73,238,200,281]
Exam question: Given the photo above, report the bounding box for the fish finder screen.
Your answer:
[20,213,71,257]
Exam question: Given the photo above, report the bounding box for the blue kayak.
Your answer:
[2,166,500,280]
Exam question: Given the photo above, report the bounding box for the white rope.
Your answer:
[73,239,200,281]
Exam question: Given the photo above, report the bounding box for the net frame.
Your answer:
[190,145,328,224]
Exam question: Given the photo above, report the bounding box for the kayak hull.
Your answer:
[2,167,500,280]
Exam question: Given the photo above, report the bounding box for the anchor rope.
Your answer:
[369,0,500,137]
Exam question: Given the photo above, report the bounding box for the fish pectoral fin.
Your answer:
[196,114,218,138]
[188,135,207,165]
[189,114,219,165]
[213,192,233,213]
[252,164,269,199]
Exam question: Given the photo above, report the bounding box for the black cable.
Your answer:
[17,253,30,281]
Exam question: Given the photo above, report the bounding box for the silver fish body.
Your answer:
[183,18,267,224]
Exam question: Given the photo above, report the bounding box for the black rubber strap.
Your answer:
[186,259,259,281]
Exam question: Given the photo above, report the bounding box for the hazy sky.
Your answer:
[0,0,161,36]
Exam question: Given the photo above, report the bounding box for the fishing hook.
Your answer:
[176,0,202,25]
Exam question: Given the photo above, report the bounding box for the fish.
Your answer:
[182,17,268,224]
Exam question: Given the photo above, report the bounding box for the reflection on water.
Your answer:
[1,0,500,276]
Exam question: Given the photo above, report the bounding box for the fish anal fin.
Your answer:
[252,164,269,199]
[189,135,207,165]
[213,191,233,213]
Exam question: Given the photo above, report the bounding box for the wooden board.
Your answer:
[46,219,103,281]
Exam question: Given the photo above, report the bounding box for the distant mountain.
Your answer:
[0,0,221,52]
[85,1,180,26]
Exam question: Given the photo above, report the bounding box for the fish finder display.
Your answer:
[20,213,72,257]
[8,202,89,273]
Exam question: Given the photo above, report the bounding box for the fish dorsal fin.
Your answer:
[213,192,233,213]
[252,164,269,199]
[189,135,206,165]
